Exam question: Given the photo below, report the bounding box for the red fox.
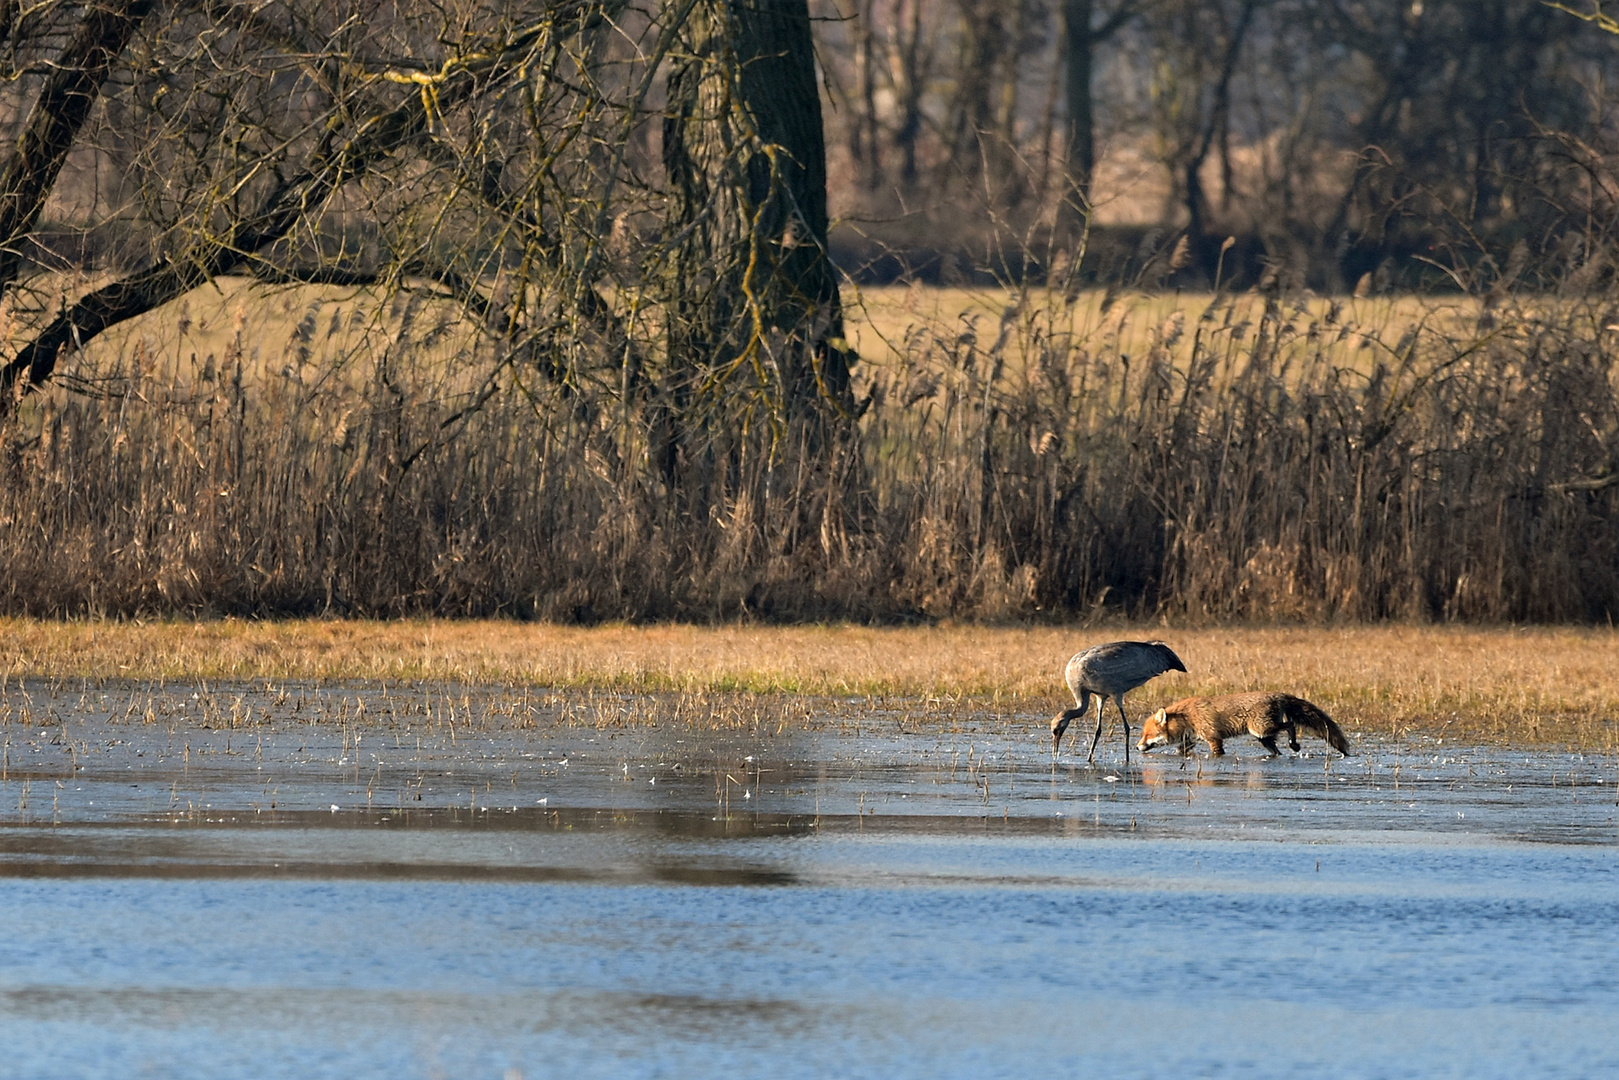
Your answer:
[1137,692,1351,758]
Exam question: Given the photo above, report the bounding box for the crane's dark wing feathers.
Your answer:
[1067,640,1186,695]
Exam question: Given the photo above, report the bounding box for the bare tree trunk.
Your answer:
[890,0,928,187]
[1057,0,1139,241]
[852,0,882,190]
[0,0,155,294]
[1183,0,1257,250]
[662,0,854,424]
[994,0,1032,208]
[946,0,1004,184]
[1061,0,1095,224]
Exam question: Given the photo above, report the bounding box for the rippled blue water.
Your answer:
[1,683,1615,1079]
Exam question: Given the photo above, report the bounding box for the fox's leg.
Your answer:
[1256,717,1284,756]
[1286,720,1300,752]
[1207,737,1225,756]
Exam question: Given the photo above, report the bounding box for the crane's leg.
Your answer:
[1085,694,1106,763]
[1114,694,1131,768]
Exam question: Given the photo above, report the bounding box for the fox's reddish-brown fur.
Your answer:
[1137,692,1351,758]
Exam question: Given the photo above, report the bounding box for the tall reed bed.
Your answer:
[2,283,1616,622]
[863,288,1619,621]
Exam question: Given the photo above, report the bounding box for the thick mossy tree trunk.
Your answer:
[654,0,862,592]
[660,0,854,442]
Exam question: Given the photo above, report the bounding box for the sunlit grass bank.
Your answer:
[3,619,1614,749]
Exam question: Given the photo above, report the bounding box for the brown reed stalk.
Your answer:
[1,284,1616,624]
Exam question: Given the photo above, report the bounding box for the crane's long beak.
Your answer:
[1050,715,1069,756]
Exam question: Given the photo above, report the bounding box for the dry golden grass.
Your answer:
[9,273,480,394]
[40,278,1476,393]
[844,284,1483,378]
[3,619,1615,748]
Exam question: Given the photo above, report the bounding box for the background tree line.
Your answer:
[818,0,1619,292]
[0,0,1616,624]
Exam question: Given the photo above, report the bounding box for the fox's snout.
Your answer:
[1137,709,1169,751]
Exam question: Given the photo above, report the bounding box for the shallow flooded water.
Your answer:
[1,680,1617,1078]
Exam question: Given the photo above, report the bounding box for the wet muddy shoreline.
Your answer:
[2,680,1617,1078]
[2,678,1614,837]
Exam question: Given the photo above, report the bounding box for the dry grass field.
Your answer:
[844,284,1483,379]
[2,619,1615,749]
[26,276,1483,395]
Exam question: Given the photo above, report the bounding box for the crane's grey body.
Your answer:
[1051,640,1186,766]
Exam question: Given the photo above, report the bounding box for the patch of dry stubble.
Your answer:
[0,619,1614,748]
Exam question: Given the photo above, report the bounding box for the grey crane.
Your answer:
[1050,640,1186,766]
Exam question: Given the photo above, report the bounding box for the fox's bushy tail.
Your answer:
[1284,697,1351,756]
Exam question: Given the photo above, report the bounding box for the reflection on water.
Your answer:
[0,680,1617,1078]
[1137,755,1275,791]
